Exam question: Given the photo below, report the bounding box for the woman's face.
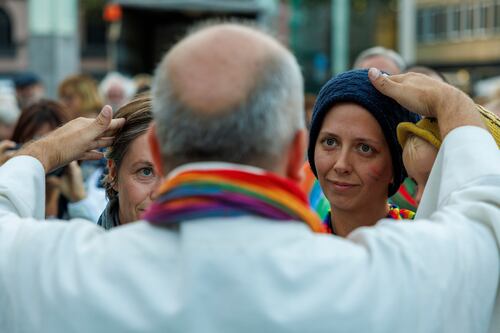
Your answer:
[110,133,161,224]
[60,91,82,118]
[314,103,393,213]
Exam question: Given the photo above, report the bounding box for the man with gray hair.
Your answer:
[353,46,406,74]
[0,22,499,333]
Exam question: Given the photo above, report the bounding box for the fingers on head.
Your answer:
[81,151,104,161]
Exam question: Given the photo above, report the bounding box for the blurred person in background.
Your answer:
[59,74,107,184]
[99,72,136,112]
[11,99,71,218]
[0,92,20,165]
[0,90,20,140]
[13,72,44,110]
[11,99,97,221]
[133,73,152,95]
[405,65,448,82]
[58,74,103,119]
[98,95,161,229]
[353,46,406,75]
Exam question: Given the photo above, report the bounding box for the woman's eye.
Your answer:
[357,143,373,154]
[139,167,154,177]
[323,138,338,147]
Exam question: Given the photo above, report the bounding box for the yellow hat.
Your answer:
[397,104,500,149]
[477,105,500,147]
[397,117,442,149]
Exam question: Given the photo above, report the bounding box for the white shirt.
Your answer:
[0,126,498,333]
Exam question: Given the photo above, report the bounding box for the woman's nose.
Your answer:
[333,149,352,174]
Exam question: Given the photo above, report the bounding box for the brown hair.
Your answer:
[58,74,103,117]
[103,94,153,200]
[11,99,70,143]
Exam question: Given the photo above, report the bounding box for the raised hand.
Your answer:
[368,68,485,138]
[16,105,125,173]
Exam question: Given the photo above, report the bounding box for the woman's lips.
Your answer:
[331,180,358,192]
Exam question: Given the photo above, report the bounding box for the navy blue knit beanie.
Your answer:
[307,69,420,197]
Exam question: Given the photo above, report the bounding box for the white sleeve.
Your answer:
[416,126,500,333]
[358,126,500,333]
[0,156,46,219]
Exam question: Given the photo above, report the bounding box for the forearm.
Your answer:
[435,85,486,139]
[14,140,52,173]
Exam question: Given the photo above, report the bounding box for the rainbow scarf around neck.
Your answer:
[142,168,328,233]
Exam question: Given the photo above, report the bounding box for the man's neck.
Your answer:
[166,162,273,180]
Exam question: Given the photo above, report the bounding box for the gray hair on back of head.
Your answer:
[152,45,305,172]
[353,46,406,72]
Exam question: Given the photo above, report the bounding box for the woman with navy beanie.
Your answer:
[306,69,420,236]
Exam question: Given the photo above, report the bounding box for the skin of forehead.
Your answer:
[163,24,286,115]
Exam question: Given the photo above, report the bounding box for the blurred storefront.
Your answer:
[415,0,500,96]
[0,0,279,79]
[288,0,399,93]
[107,0,278,75]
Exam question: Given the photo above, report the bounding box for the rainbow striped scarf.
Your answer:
[143,168,328,233]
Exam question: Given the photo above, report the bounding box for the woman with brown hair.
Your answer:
[11,99,94,219]
[98,94,161,229]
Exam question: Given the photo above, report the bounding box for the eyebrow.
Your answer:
[318,131,384,146]
[131,160,154,169]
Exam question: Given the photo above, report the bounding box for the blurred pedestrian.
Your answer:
[405,65,447,82]
[133,73,152,95]
[13,72,44,110]
[0,90,20,140]
[99,72,136,112]
[11,99,96,221]
[353,46,405,74]
[58,74,103,119]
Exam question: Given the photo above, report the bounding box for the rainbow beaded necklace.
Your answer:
[142,167,328,233]
[323,203,415,234]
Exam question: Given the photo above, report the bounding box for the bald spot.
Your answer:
[164,24,286,115]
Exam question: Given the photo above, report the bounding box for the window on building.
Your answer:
[0,8,14,57]
[81,5,107,57]
[462,5,474,37]
[417,10,425,42]
[494,2,500,31]
[434,8,447,39]
[447,6,461,39]
[476,4,489,34]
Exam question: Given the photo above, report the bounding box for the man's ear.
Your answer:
[148,123,165,177]
[286,129,307,183]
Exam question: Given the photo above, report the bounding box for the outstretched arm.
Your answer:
[15,105,125,173]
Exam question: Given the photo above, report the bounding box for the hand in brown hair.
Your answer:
[15,105,125,173]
